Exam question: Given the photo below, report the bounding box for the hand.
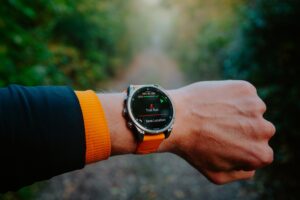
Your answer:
[159,81,275,184]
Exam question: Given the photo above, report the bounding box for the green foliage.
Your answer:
[224,0,300,199]
[180,19,235,81]
[0,0,128,89]
[170,0,241,81]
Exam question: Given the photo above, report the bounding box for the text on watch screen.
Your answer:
[130,87,173,131]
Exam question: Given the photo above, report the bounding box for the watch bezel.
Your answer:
[126,84,175,134]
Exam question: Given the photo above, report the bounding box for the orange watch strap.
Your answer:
[75,90,111,164]
[136,133,165,154]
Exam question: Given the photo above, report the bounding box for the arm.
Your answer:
[0,85,86,192]
[0,80,274,192]
[99,80,275,184]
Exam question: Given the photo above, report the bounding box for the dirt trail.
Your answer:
[104,49,186,91]
[37,50,255,200]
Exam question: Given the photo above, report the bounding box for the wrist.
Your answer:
[98,93,137,156]
[98,88,186,156]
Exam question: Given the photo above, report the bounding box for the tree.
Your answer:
[0,0,128,89]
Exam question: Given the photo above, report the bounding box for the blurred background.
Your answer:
[0,0,299,199]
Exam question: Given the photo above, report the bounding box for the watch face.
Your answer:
[130,86,174,132]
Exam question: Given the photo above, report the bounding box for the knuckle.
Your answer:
[257,99,267,113]
[247,98,258,108]
[259,119,276,138]
[253,98,266,112]
[248,146,273,168]
[266,121,276,137]
[259,147,274,166]
[239,81,257,94]
[247,98,266,116]
[265,149,274,165]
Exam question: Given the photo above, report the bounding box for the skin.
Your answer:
[98,80,275,185]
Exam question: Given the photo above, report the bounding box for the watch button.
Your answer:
[123,108,127,116]
[127,122,133,129]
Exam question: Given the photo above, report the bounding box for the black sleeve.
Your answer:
[0,85,86,193]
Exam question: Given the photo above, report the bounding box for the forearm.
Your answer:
[0,81,275,192]
[0,85,86,192]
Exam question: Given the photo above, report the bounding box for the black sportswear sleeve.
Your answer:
[0,85,86,193]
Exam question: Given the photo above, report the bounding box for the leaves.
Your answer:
[0,0,128,89]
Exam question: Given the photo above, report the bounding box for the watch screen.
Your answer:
[130,87,174,131]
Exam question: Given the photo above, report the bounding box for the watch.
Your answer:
[123,84,175,154]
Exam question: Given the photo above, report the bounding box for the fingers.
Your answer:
[204,170,256,185]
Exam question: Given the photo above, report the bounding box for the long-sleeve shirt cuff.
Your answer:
[75,90,111,164]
